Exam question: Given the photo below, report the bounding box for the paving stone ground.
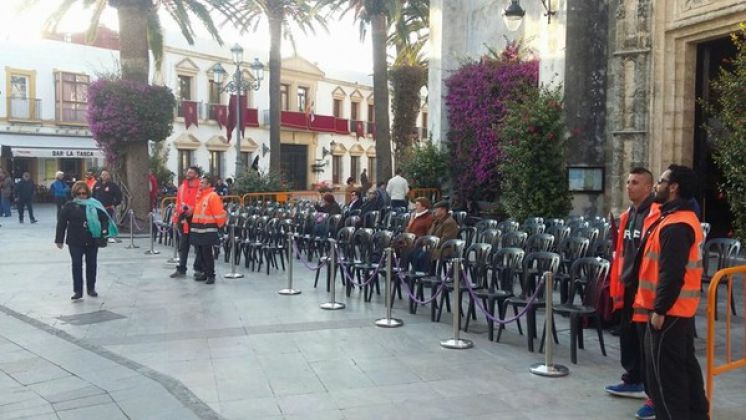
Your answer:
[0,205,743,419]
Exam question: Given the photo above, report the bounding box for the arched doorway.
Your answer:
[694,36,738,238]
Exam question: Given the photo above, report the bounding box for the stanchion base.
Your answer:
[145,250,161,255]
[529,363,569,377]
[278,289,302,295]
[224,273,245,279]
[440,338,474,349]
[125,245,140,249]
[375,318,403,328]
[320,302,345,310]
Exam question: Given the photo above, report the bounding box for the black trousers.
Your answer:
[619,285,645,385]
[391,199,408,209]
[644,316,709,420]
[17,199,35,222]
[176,230,204,274]
[55,197,66,218]
[68,244,98,294]
[196,245,216,278]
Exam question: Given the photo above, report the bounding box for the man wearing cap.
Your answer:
[427,200,459,257]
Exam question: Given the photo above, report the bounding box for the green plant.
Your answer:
[499,84,571,221]
[703,23,746,240]
[399,141,449,189]
[231,170,289,194]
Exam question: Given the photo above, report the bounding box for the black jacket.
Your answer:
[654,199,696,315]
[55,202,110,247]
[92,181,122,208]
[621,195,655,288]
[15,179,35,201]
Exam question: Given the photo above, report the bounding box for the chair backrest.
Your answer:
[525,233,555,253]
[464,243,492,287]
[703,238,742,275]
[438,238,466,262]
[390,212,410,233]
[502,230,528,249]
[521,222,546,236]
[557,236,590,261]
[524,217,544,226]
[345,215,361,228]
[475,219,498,232]
[572,226,600,244]
[352,228,375,262]
[478,228,501,248]
[701,222,711,241]
[545,218,564,229]
[565,257,611,307]
[497,219,520,233]
[452,211,468,227]
[491,247,525,291]
[521,251,561,297]
[547,225,571,248]
[458,227,478,248]
[328,214,343,237]
[392,232,416,268]
[372,230,394,253]
[363,210,380,229]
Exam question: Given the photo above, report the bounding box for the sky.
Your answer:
[0,0,375,74]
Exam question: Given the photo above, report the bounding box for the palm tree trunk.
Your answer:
[268,12,283,174]
[372,12,392,179]
[114,0,151,231]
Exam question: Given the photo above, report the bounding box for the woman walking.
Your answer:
[55,181,118,300]
[190,176,226,284]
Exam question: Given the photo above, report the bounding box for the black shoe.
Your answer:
[87,290,98,297]
[194,273,207,282]
[193,271,204,279]
[205,277,215,284]
[19,220,23,224]
[71,293,82,300]
[170,271,186,278]
[31,219,38,224]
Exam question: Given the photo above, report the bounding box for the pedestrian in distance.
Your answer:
[170,166,204,279]
[190,176,227,284]
[386,168,410,210]
[55,181,118,300]
[360,168,370,194]
[84,169,97,191]
[50,171,70,217]
[215,178,229,196]
[605,167,660,420]
[0,168,13,217]
[636,165,708,420]
[92,170,123,243]
[15,172,38,224]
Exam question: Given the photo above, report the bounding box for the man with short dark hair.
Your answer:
[606,167,660,419]
[15,172,37,224]
[92,170,122,219]
[635,164,708,420]
[170,166,204,279]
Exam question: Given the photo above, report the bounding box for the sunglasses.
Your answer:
[657,178,670,185]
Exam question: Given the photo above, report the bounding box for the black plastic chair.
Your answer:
[521,222,545,236]
[497,220,519,233]
[703,238,741,318]
[525,233,555,253]
[502,231,528,249]
[416,239,464,321]
[500,251,561,352]
[458,227,478,250]
[402,235,440,314]
[555,236,591,303]
[542,257,610,364]
[438,243,492,323]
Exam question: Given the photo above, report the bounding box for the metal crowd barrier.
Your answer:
[706,265,746,418]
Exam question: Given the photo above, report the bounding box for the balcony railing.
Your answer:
[367,122,375,138]
[175,100,203,119]
[207,103,221,120]
[9,97,42,121]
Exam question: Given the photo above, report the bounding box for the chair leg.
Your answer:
[464,298,474,332]
[578,319,585,350]
[488,298,496,341]
[513,304,523,336]
[527,308,536,352]
[594,314,607,357]
[569,315,578,364]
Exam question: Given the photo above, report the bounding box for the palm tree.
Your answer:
[221,0,327,175]
[318,0,404,181]
[31,0,232,226]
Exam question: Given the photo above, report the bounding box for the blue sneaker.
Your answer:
[635,400,655,419]
[605,382,646,399]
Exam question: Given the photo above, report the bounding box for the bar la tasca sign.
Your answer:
[12,147,105,159]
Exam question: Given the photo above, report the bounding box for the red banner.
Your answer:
[227,95,247,142]
[244,108,260,130]
[214,105,228,129]
[355,121,364,139]
[182,101,198,129]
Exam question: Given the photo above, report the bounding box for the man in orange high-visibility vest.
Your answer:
[170,166,204,279]
[605,168,660,419]
[635,165,708,420]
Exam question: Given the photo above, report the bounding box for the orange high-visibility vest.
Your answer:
[172,178,200,233]
[609,203,660,312]
[632,210,703,322]
[190,189,226,235]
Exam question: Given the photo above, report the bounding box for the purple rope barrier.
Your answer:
[336,249,386,287]
[292,241,327,271]
[395,270,447,305]
[460,268,545,325]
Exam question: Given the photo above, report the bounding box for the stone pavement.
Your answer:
[0,204,743,420]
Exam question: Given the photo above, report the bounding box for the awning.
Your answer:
[0,134,104,158]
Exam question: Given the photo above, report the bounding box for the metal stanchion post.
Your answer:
[167,221,180,264]
[224,220,244,279]
[530,272,569,377]
[279,231,301,295]
[145,212,160,255]
[320,238,345,310]
[441,258,473,349]
[375,248,403,328]
[125,209,139,249]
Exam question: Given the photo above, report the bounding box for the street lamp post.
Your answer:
[212,44,264,176]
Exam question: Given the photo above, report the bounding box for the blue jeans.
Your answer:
[68,244,98,294]
[0,195,11,216]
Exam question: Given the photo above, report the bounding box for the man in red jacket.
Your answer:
[606,167,660,420]
[170,166,204,278]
